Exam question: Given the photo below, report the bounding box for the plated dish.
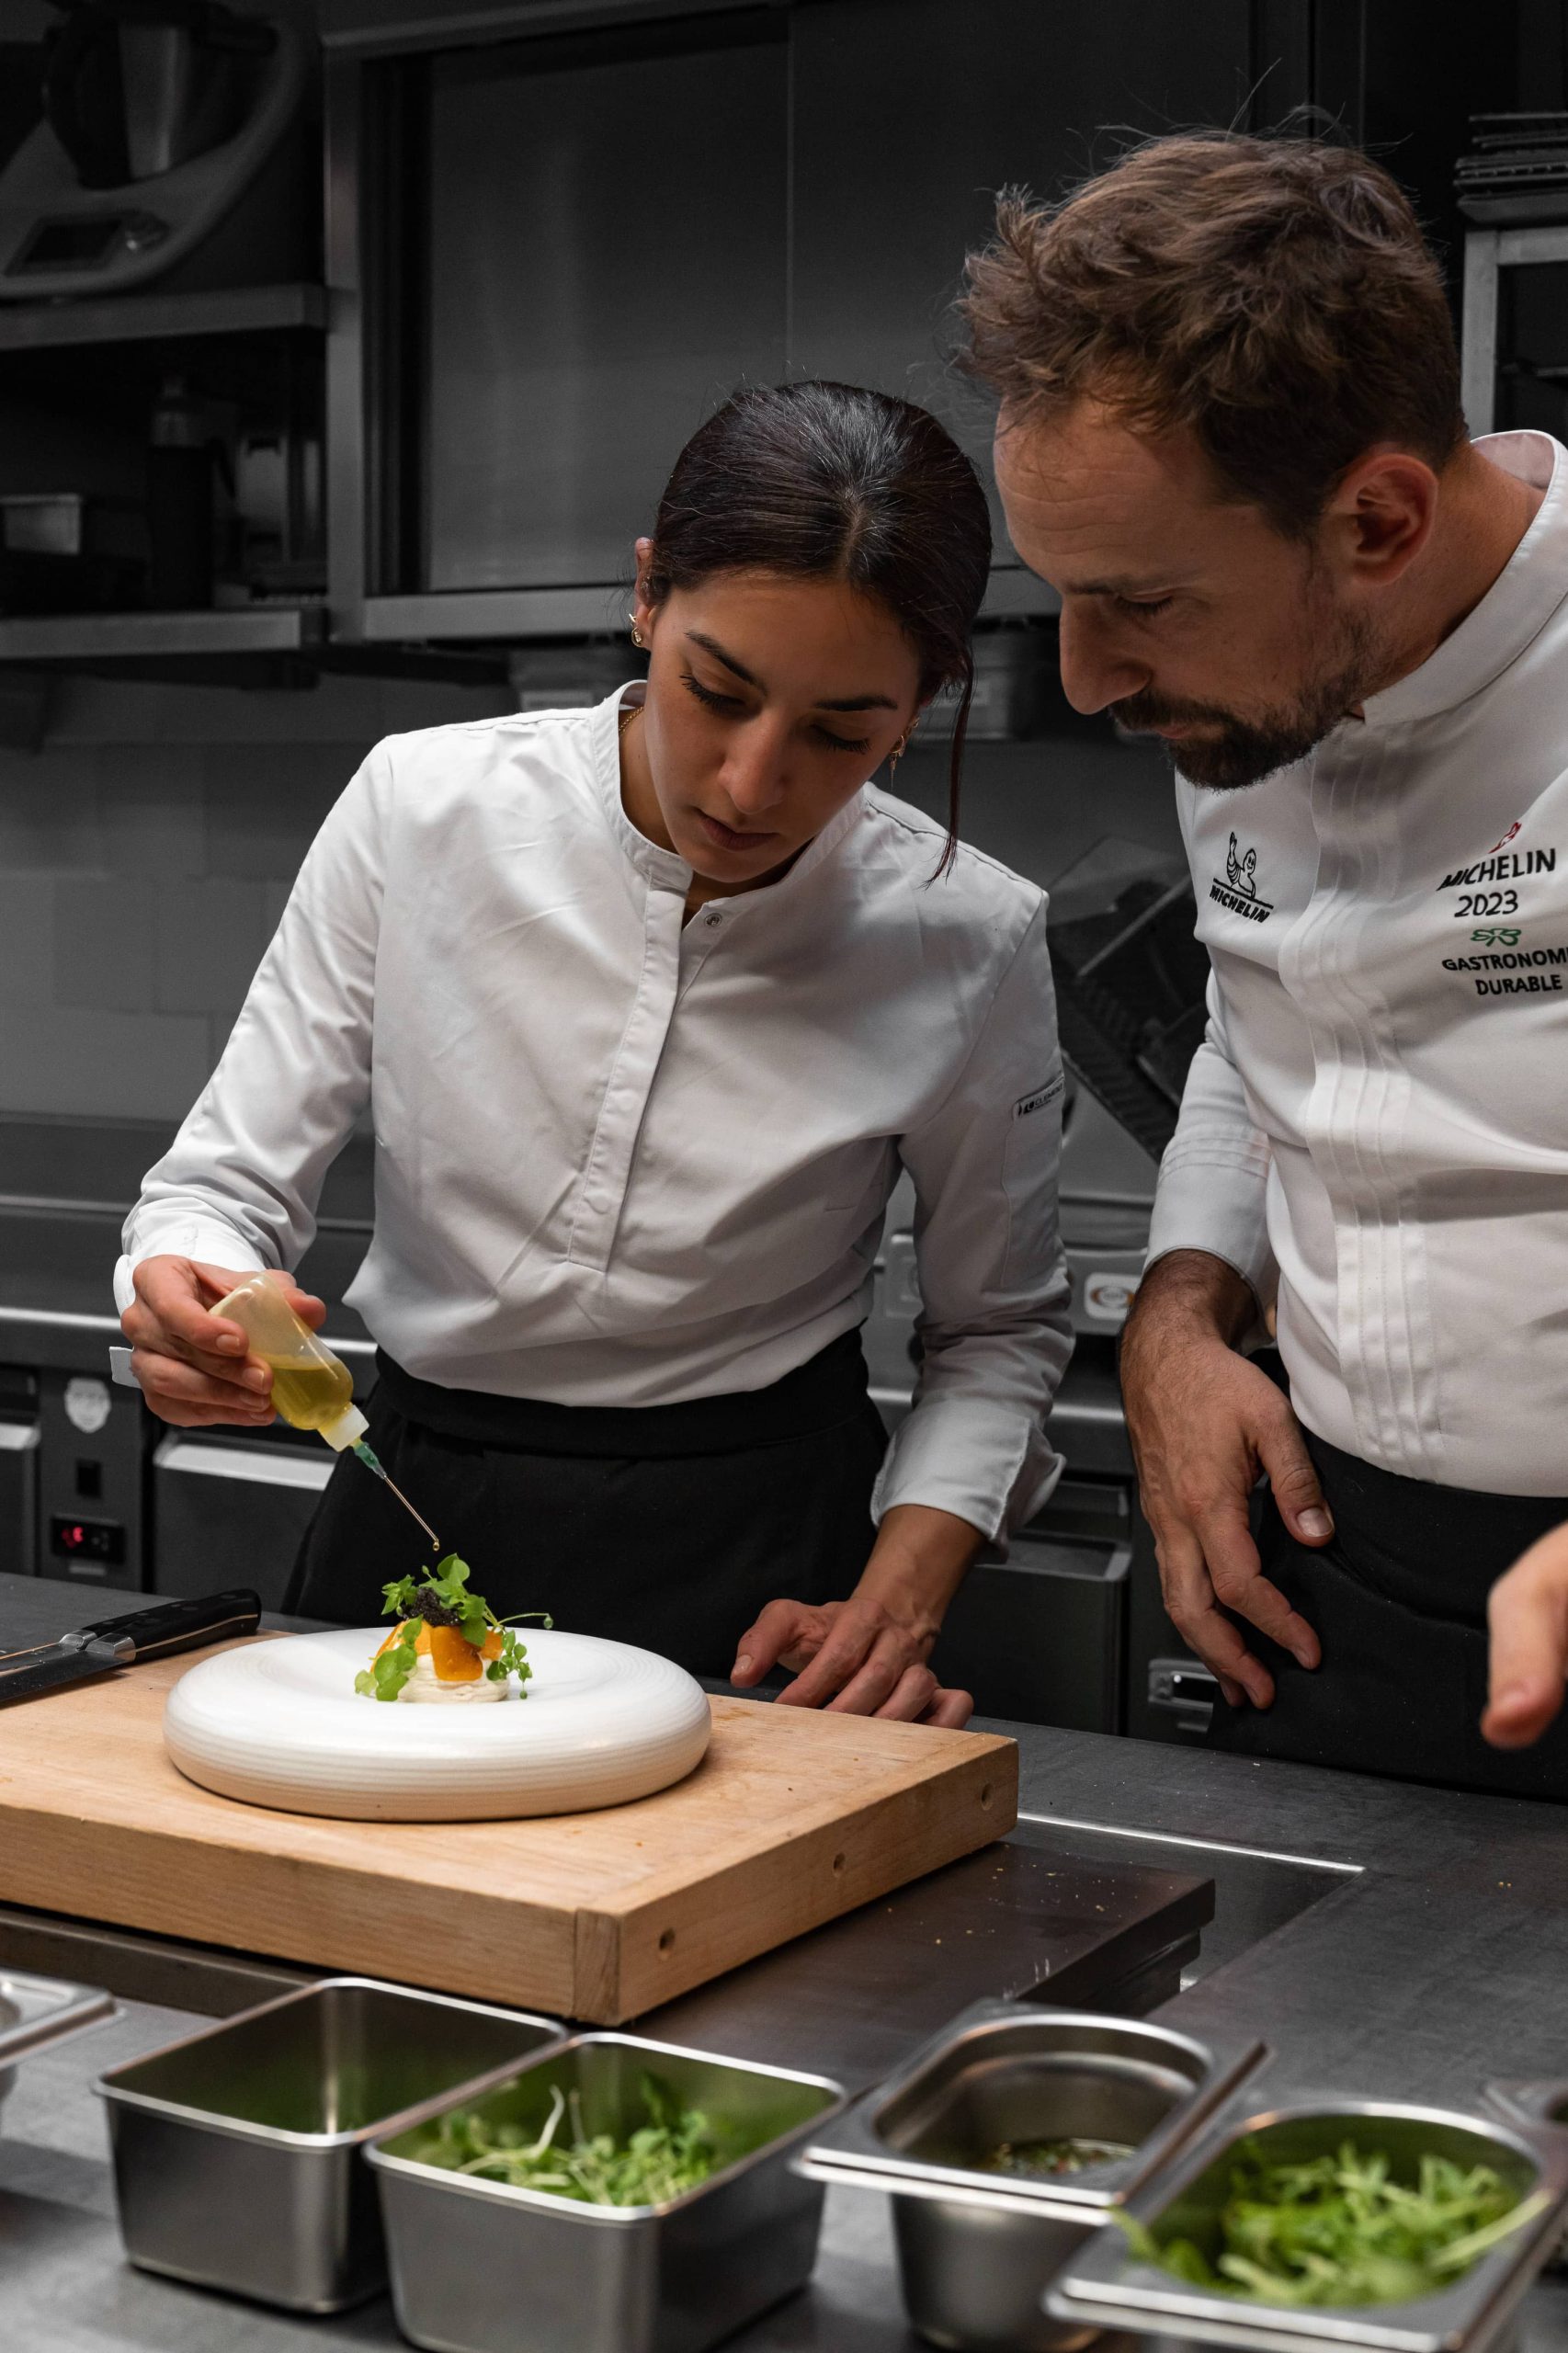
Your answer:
[163,1617,712,1822]
[355,1555,548,1707]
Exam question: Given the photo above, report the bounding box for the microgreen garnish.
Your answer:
[353,1553,551,1702]
[1118,2141,1546,2309]
[411,2074,733,2206]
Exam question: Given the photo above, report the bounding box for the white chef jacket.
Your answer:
[1147,430,1568,1495]
[119,688,1072,1541]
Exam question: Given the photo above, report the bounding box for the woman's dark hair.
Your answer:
[644,381,993,873]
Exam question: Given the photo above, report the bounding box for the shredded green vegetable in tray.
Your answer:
[412,2074,729,2208]
[1119,2141,1547,2309]
[986,2136,1135,2178]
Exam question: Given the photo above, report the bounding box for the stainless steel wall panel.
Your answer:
[423,23,787,592]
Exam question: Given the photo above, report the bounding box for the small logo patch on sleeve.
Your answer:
[1013,1073,1065,1120]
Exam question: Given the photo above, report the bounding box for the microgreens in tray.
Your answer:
[413,2073,733,2207]
[1119,2139,1547,2309]
[353,1554,551,1702]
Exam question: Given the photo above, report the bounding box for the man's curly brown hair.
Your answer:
[960,133,1466,539]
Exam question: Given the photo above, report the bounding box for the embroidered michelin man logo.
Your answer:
[1210,832,1273,923]
[1226,834,1257,897]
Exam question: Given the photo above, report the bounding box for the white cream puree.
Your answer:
[395,1651,509,1705]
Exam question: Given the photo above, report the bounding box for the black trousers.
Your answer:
[1207,1430,1568,1798]
[286,1332,889,1681]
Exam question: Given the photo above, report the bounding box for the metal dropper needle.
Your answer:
[352,1440,441,1552]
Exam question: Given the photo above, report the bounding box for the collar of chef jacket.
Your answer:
[1360,431,1568,729]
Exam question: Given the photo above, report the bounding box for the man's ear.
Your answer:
[1324,448,1440,591]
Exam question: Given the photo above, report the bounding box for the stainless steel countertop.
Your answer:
[5,1572,1568,2351]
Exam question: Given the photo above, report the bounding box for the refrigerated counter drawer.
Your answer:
[152,1436,332,1611]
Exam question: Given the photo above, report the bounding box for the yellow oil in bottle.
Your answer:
[265,1354,357,1434]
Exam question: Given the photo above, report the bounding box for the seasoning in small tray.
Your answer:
[984,2134,1137,2178]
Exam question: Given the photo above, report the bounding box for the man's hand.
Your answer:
[121,1257,326,1429]
[1483,1524,1568,1748]
[728,1503,981,1726]
[1120,1251,1329,1710]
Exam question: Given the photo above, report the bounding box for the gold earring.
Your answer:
[889,732,910,770]
[630,620,645,649]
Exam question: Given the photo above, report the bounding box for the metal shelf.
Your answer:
[356,569,1060,647]
[0,284,327,353]
[0,607,326,661]
[359,586,628,642]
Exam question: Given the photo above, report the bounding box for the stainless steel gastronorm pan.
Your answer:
[1486,2079,1568,2271]
[797,2000,1267,2352]
[369,2030,847,2353]
[0,1970,116,2120]
[1047,2097,1568,2353]
[97,1974,563,2313]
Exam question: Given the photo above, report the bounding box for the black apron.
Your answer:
[286,1331,888,1681]
[1207,1429,1568,1798]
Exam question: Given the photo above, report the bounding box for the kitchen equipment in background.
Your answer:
[99,1977,563,2311]
[0,1369,39,1581]
[0,0,311,300]
[153,1429,330,1609]
[0,490,144,613]
[509,642,645,713]
[0,1586,258,1706]
[1046,2098,1568,2353]
[917,622,1060,742]
[800,2003,1265,2353]
[1458,114,1568,225]
[0,1968,115,2124]
[369,2032,846,2353]
[222,415,324,604]
[1048,837,1209,1164]
[146,372,229,608]
[39,1363,147,1588]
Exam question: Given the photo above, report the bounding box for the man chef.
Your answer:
[960,130,1568,1794]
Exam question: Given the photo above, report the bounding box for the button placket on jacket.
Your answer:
[564,877,687,1275]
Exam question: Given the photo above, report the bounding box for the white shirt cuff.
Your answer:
[1145,1154,1277,1306]
[871,1394,1063,1552]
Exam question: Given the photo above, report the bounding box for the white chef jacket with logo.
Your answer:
[118,688,1071,1541]
[1147,430,1568,1495]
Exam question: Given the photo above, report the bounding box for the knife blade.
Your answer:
[0,1590,261,1709]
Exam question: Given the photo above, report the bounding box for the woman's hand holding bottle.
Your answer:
[121,1256,327,1429]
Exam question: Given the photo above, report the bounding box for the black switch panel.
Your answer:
[49,1514,126,1567]
[37,1370,146,1589]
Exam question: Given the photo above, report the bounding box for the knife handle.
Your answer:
[77,1590,262,1663]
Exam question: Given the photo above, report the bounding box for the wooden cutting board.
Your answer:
[0,1639,1016,2022]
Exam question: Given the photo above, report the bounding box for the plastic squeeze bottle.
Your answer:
[212,1273,439,1551]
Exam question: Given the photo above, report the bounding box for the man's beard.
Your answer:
[1114,608,1379,793]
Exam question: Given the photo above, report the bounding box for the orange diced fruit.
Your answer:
[427,1624,484,1680]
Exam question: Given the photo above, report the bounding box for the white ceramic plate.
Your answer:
[164,1628,712,1822]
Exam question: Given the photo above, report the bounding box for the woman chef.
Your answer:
[116,381,1071,1726]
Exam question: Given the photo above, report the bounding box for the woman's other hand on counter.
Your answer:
[121,1256,327,1429]
[729,1504,981,1727]
[1483,1523,1568,1748]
